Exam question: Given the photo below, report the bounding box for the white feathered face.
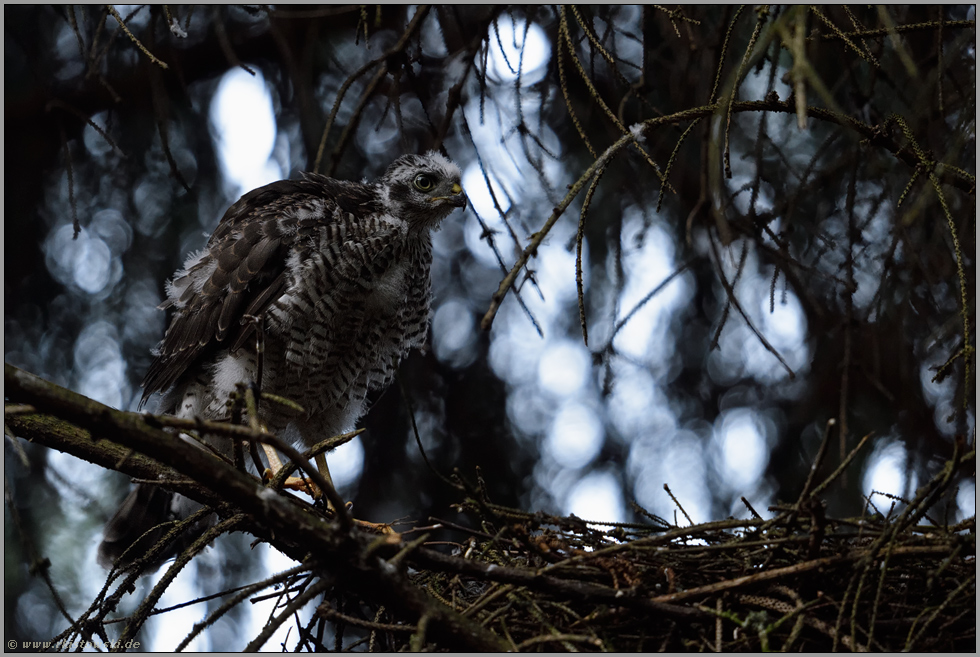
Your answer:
[379,151,466,228]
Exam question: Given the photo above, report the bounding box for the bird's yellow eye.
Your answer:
[414,174,435,191]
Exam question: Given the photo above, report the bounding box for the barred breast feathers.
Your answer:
[141,152,462,413]
[141,175,381,405]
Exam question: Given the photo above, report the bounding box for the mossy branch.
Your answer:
[3,363,508,651]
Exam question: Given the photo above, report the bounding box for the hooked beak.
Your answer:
[432,182,467,209]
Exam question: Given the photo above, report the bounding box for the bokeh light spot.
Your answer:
[566,471,624,522]
[211,68,281,195]
[545,402,604,469]
[432,298,478,368]
[329,434,365,490]
[863,440,917,507]
[462,163,511,219]
[486,16,551,85]
[713,409,768,492]
[538,340,591,398]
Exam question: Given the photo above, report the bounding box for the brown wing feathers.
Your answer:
[140,176,379,406]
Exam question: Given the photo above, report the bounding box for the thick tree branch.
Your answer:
[4,363,509,652]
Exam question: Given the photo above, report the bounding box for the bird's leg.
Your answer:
[261,445,321,498]
[264,445,392,534]
[314,452,333,491]
[312,452,393,533]
[312,451,354,512]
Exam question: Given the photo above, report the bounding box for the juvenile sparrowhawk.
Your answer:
[98,151,466,567]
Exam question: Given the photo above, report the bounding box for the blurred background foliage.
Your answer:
[4,4,975,650]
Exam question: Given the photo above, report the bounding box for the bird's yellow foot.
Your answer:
[261,444,394,534]
[262,468,322,498]
[261,444,321,496]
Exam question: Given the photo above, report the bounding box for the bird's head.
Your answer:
[379,151,467,229]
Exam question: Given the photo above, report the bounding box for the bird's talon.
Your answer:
[280,475,321,498]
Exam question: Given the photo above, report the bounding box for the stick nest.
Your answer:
[329,442,975,652]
